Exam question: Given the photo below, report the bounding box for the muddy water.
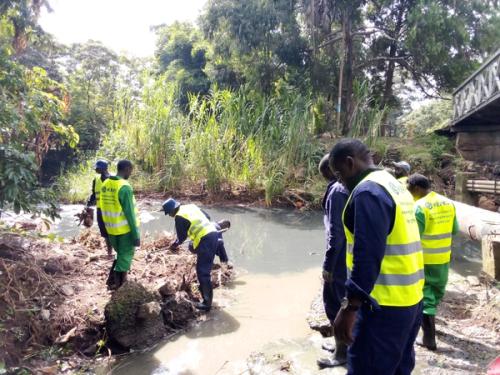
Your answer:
[53,205,482,375]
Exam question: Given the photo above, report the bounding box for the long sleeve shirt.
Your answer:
[117,181,140,242]
[173,207,211,246]
[343,175,396,308]
[322,181,349,271]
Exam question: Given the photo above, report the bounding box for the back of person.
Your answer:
[344,170,424,307]
[415,191,455,265]
[100,178,139,236]
[176,204,217,249]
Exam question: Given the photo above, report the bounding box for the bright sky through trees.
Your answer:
[39,0,207,57]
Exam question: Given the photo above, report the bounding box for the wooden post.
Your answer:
[482,235,500,280]
[455,172,476,205]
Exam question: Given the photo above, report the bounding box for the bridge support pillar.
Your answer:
[455,172,475,205]
[482,235,500,280]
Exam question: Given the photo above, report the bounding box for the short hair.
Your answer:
[329,138,370,165]
[318,154,334,180]
[407,173,431,190]
[117,159,133,172]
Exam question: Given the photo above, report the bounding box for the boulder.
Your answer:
[104,281,165,349]
[478,196,497,212]
[158,279,178,298]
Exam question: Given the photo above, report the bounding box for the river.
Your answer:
[53,204,482,375]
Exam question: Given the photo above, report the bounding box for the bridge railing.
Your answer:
[452,49,500,124]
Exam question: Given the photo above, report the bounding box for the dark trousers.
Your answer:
[196,232,219,285]
[96,208,108,238]
[323,248,347,322]
[348,301,423,375]
[216,238,229,263]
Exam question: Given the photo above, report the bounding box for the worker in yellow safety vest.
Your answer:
[329,139,424,375]
[100,160,140,290]
[393,161,411,186]
[407,173,458,351]
[161,198,218,312]
[86,159,112,257]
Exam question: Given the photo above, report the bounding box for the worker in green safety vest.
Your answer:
[100,160,140,290]
[86,159,112,257]
[161,198,218,312]
[407,173,459,351]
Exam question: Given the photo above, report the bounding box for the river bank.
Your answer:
[0,225,233,374]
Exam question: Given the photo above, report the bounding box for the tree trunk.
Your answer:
[341,10,354,136]
[379,1,406,136]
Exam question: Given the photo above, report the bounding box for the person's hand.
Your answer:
[134,239,140,247]
[322,270,333,283]
[333,307,357,345]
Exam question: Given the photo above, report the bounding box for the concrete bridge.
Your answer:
[452,49,500,162]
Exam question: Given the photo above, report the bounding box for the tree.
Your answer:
[154,22,211,110]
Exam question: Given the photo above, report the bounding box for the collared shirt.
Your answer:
[343,176,396,307]
[323,181,349,271]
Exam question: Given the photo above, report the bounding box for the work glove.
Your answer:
[134,239,140,247]
[322,270,333,283]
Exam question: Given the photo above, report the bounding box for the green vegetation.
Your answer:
[1,0,499,209]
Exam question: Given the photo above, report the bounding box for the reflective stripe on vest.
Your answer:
[176,204,217,249]
[100,178,140,236]
[415,191,455,265]
[343,170,424,307]
[94,175,103,209]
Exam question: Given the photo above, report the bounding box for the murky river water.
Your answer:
[53,204,482,375]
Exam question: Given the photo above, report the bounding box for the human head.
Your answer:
[328,138,373,191]
[217,219,231,230]
[94,159,108,174]
[407,173,431,200]
[161,198,180,217]
[318,153,335,182]
[393,161,411,179]
[117,159,133,180]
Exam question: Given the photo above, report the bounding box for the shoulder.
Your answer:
[331,181,349,196]
[351,180,395,210]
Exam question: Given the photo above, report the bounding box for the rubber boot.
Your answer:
[317,338,347,368]
[417,314,437,351]
[106,260,117,289]
[195,282,213,312]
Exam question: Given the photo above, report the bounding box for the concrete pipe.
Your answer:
[453,200,500,241]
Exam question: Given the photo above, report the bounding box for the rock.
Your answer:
[306,290,331,337]
[137,301,162,320]
[105,281,165,349]
[466,275,481,286]
[162,291,197,328]
[41,309,51,321]
[60,285,74,296]
[158,280,178,298]
[478,196,497,212]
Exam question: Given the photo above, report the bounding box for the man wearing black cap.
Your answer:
[161,198,219,312]
[87,159,112,257]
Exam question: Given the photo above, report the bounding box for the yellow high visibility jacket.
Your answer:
[343,170,424,307]
[94,175,104,209]
[100,178,139,236]
[176,204,217,249]
[398,176,408,186]
[415,191,455,265]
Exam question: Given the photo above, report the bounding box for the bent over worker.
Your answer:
[100,160,140,290]
[317,154,349,368]
[86,159,112,257]
[161,198,218,312]
[393,161,411,186]
[329,139,424,375]
[408,173,458,351]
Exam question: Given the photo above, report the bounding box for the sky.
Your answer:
[39,0,207,57]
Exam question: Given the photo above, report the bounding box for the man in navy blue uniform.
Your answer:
[317,154,349,368]
[329,139,424,375]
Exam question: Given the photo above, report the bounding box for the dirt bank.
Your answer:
[0,226,233,374]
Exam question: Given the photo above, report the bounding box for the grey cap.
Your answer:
[392,161,411,173]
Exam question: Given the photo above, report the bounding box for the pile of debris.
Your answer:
[0,226,233,372]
